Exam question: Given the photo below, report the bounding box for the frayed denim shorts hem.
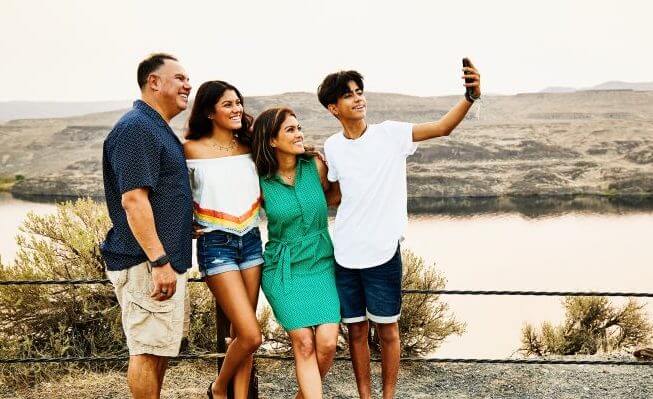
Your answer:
[197,227,264,277]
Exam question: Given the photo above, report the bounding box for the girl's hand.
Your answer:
[192,222,204,239]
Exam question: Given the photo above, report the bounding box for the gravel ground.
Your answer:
[260,356,653,399]
[3,355,652,398]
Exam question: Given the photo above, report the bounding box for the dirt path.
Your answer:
[4,356,651,398]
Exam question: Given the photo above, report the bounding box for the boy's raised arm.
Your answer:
[412,59,481,142]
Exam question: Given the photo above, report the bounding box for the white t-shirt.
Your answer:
[324,120,416,269]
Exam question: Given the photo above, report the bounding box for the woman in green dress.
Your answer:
[252,107,341,399]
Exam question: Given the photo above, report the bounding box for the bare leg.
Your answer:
[377,322,400,399]
[315,323,339,377]
[128,354,166,399]
[347,321,372,399]
[289,328,322,399]
[232,265,262,399]
[296,323,340,399]
[156,357,168,392]
[207,271,262,399]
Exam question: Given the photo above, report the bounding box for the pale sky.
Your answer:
[1,0,651,101]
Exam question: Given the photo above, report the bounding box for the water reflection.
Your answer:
[408,195,653,218]
[11,191,653,218]
[2,192,652,357]
[10,193,104,204]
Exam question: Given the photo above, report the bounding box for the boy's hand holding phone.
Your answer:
[462,58,481,103]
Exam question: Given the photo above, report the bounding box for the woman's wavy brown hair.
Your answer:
[251,107,296,178]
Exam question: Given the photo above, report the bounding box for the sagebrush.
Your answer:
[0,199,217,387]
[0,198,464,389]
[260,248,466,356]
[520,296,652,356]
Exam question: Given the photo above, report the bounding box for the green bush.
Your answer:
[0,198,118,386]
[373,249,465,356]
[0,198,217,387]
[520,296,653,356]
[260,248,466,357]
[0,198,464,389]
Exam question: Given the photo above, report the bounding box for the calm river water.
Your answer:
[1,192,651,358]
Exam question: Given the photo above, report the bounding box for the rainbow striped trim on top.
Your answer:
[193,197,261,235]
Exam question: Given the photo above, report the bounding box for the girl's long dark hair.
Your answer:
[185,80,253,146]
[251,107,296,178]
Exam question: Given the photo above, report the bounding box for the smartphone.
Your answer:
[462,58,474,97]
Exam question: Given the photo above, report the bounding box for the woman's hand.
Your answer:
[192,221,205,239]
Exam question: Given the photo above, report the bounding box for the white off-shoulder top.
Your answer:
[186,154,261,236]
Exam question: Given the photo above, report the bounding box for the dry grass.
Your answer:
[1,361,215,399]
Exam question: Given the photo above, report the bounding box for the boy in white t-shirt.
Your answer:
[318,62,481,399]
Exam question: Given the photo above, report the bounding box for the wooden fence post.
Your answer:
[215,301,258,399]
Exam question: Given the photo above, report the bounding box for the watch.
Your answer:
[465,91,481,103]
[148,254,170,268]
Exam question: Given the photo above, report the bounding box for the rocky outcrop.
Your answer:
[2,90,652,209]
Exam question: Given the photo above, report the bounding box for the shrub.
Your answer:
[520,296,653,356]
[0,198,117,386]
[0,198,217,387]
[0,198,465,389]
[373,249,465,356]
[260,248,466,356]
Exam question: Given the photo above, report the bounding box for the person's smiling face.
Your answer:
[271,114,305,155]
[210,89,243,131]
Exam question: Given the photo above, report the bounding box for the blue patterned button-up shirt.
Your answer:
[101,100,192,273]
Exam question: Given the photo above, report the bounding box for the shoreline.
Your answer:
[8,189,653,217]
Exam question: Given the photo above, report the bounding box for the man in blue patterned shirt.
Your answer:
[101,53,192,398]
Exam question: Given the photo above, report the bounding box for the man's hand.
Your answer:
[150,263,177,301]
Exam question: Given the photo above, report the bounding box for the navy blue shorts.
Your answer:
[197,227,264,277]
[335,245,402,324]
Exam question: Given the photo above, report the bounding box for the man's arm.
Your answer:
[314,156,342,207]
[412,60,481,142]
[325,181,341,208]
[121,188,177,301]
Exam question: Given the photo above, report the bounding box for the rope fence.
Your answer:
[2,278,652,369]
[2,278,653,298]
[1,352,651,366]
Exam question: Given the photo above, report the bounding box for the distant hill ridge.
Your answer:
[2,81,652,122]
[0,101,132,123]
[2,89,652,205]
[541,81,653,93]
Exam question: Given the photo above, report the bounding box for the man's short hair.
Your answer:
[137,53,178,89]
[317,70,364,108]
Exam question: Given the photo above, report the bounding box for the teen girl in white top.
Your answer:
[183,80,262,399]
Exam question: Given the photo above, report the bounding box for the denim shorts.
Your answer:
[335,244,402,324]
[197,227,264,277]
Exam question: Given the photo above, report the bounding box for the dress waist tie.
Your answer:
[269,228,329,294]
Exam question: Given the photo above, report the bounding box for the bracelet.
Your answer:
[465,91,481,103]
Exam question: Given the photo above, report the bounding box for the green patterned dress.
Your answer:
[259,156,340,331]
